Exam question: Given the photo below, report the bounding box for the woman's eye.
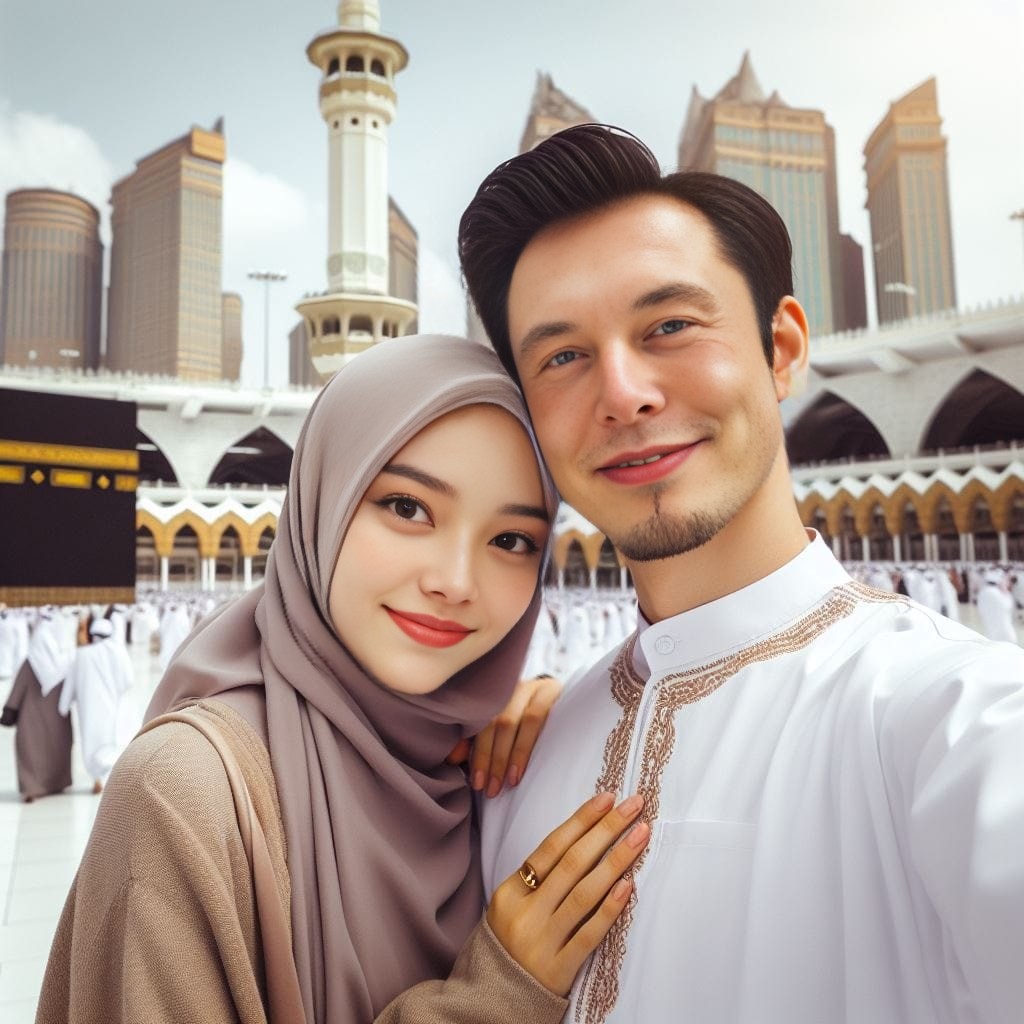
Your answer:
[491,532,538,554]
[651,319,691,337]
[381,496,430,523]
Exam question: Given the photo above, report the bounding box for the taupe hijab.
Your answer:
[147,336,558,1022]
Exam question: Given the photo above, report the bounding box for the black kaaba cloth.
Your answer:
[0,388,138,607]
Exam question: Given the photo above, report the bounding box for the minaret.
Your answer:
[297,0,417,379]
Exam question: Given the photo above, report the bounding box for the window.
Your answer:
[346,55,365,72]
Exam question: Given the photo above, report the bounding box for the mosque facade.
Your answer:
[2,297,1021,592]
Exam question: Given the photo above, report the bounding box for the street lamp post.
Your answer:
[247,270,287,388]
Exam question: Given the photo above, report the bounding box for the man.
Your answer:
[459,124,1024,1023]
[59,618,140,793]
[977,569,1018,643]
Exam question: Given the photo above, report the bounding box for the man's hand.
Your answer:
[445,675,563,797]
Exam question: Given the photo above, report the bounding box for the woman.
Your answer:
[37,335,647,1023]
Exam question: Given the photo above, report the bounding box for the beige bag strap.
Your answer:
[141,711,307,1024]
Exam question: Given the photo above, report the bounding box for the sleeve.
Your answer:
[36,723,269,1024]
[890,646,1024,1024]
[375,917,568,1024]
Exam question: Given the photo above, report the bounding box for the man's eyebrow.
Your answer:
[500,503,550,523]
[632,282,721,315]
[516,320,576,361]
[380,463,456,497]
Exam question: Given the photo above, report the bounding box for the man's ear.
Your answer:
[771,296,809,402]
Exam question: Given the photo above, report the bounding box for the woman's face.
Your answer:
[328,404,550,695]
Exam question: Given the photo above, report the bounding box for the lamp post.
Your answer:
[883,281,917,321]
[247,270,287,388]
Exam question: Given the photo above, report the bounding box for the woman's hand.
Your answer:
[486,791,649,997]
[471,674,563,797]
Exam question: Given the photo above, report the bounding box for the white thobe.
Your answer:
[0,612,29,677]
[59,637,139,780]
[977,583,1018,643]
[158,606,193,671]
[481,535,1024,1024]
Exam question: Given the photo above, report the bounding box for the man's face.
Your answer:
[507,194,787,562]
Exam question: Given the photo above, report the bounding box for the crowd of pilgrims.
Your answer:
[2,562,1021,802]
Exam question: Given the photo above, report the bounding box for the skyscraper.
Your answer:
[106,120,225,379]
[221,292,243,381]
[519,72,593,154]
[0,189,102,370]
[296,0,418,379]
[678,54,843,336]
[864,78,957,324]
[839,234,868,331]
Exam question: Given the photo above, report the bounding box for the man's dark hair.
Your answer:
[458,123,794,380]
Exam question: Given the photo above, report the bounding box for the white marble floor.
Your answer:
[0,644,162,1024]
[1,608,1021,1022]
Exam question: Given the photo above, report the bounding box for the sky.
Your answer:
[1,0,1022,388]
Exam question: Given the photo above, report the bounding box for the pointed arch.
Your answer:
[786,391,890,465]
[208,427,294,487]
[136,508,174,557]
[991,477,1024,533]
[135,427,179,484]
[920,369,1024,452]
[166,510,217,557]
[243,513,279,557]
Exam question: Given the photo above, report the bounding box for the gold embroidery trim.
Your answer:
[0,439,139,472]
[576,583,894,1024]
[0,464,25,484]
[50,468,92,489]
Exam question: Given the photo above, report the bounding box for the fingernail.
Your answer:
[486,777,501,798]
[592,792,615,812]
[506,765,520,787]
[618,793,643,817]
[626,822,650,848]
[472,770,485,791]
[612,879,631,900]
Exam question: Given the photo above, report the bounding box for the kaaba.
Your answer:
[0,388,138,607]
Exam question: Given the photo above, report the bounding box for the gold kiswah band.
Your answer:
[0,439,139,472]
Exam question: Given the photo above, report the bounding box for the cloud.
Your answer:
[417,247,468,337]
[0,103,115,241]
[222,157,309,250]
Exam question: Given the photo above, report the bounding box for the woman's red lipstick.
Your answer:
[384,608,474,648]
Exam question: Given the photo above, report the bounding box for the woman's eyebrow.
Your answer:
[500,503,550,523]
[380,463,456,497]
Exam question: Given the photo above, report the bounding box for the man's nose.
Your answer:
[593,343,667,425]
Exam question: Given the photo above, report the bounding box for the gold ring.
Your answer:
[518,860,540,890]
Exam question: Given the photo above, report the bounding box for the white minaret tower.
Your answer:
[297,0,417,379]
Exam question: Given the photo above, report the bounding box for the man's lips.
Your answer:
[596,442,704,485]
[384,608,475,648]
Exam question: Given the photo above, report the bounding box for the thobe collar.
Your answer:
[634,531,850,681]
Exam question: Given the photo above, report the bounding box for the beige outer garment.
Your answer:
[36,701,568,1024]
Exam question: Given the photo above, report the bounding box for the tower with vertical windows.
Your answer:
[296,0,417,379]
[678,54,844,336]
[106,121,225,379]
[864,78,957,324]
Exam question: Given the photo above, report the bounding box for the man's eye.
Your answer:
[548,351,578,367]
[491,532,538,554]
[651,319,691,336]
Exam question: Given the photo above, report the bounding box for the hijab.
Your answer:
[147,335,558,1023]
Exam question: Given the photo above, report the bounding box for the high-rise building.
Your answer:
[863,78,956,324]
[519,72,593,153]
[678,54,843,336]
[0,189,103,370]
[388,197,418,332]
[839,234,868,331]
[107,120,225,379]
[221,292,243,381]
[288,320,318,387]
[296,0,418,379]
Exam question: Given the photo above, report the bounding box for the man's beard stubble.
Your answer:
[611,488,728,562]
